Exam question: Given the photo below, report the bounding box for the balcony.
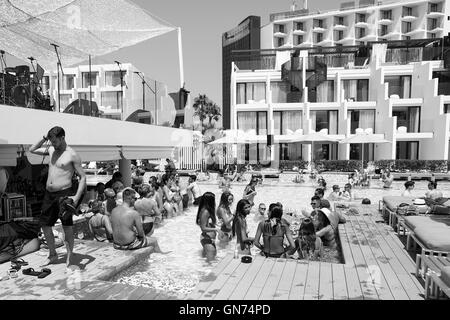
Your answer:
[313,26,326,33]
[378,19,393,25]
[233,54,276,71]
[335,38,355,45]
[293,29,306,35]
[333,24,347,31]
[274,32,287,38]
[355,21,368,28]
[401,15,417,22]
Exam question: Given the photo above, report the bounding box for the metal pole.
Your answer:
[57,63,60,112]
[0,50,5,105]
[154,80,157,125]
[142,78,145,110]
[89,54,92,115]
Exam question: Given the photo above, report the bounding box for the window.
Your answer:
[350,144,374,161]
[335,16,345,25]
[295,22,303,30]
[402,36,411,41]
[271,82,290,103]
[275,24,285,33]
[309,80,334,103]
[342,79,369,101]
[237,111,267,135]
[393,106,420,133]
[62,75,75,90]
[42,76,50,95]
[445,104,450,113]
[78,92,95,100]
[316,33,323,43]
[385,75,412,99]
[277,37,285,47]
[396,141,419,160]
[59,94,72,110]
[82,72,98,88]
[310,110,338,134]
[101,91,123,110]
[433,71,450,95]
[382,10,392,20]
[347,109,376,134]
[429,3,439,13]
[402,22,412,33]
[296,35,304,45]
[380,25,388,36]
[105,71,126,87]
[273,111,302,135]
[428,18,438,30]
[357,13,366,23]
[403,7,413,17]
[236,82,266,104]
[334,30,344,41]
[357,28,366,38]
[314,19,323,28]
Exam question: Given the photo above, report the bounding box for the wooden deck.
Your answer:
[0,240,179,300]
[189,204,425,300]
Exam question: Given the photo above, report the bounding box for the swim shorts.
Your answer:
[40,188,76,227]
[143,222,154,235]
[113,237,150,250]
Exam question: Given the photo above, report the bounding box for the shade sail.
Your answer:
[288,132,341,144]
[0,0,176,70]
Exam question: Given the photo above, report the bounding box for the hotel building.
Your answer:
[227,0,450,163]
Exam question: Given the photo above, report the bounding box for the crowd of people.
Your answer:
[196,176,350,262]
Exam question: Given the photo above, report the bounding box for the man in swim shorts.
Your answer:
[30,126,86,267]
[110,187,167,253]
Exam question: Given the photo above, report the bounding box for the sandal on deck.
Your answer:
[22,268,42,277]
[10,258,28,266]
[38,268,52,279]
[7,269,18,279]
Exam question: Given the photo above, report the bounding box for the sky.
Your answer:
[101,0,351,106]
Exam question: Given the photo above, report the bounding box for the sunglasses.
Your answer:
[259,207,266,211]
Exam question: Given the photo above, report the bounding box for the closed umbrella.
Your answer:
[339,131,390,171]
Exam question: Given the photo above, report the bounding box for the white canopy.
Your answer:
[0,0,176,70]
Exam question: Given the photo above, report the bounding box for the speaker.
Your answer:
[267,134,274,146]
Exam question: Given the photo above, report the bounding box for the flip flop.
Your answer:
[10,258,29,266]
[22,268,41,277]
[10,263,21,271]
[38,268,52,279]
[7,269,18,279]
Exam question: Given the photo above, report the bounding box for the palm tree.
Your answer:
[192,94,221,134]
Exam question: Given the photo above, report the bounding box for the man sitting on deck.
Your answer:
[110,187,167,253]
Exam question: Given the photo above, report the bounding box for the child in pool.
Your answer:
[296,218,323,260]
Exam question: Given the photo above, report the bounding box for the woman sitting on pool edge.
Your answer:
[232,199,254,255]
[253,206,296,258]
[196,192,219,261]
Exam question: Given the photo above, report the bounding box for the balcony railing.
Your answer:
[433,71,450,96]
[385,47,446,64]
[233,55,276,71]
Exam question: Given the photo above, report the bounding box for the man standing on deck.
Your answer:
[30,126,86,267]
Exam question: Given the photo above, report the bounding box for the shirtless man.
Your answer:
[110,187,167,253]
[134,184,162,236]
[30,126,86,267]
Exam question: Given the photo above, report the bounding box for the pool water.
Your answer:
[113,176,450,298]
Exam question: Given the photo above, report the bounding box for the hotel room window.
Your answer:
[385,75,412,99]
[105,71,126,87]
[277,37,285,47]
[236,82,266,104]
[62,75,75,90]
[82,72,98,88]
[295,22,304,30]
[342,79,369,101]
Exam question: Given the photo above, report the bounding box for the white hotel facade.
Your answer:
[229,0,450,163]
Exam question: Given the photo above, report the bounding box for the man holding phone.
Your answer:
[30,126,86,267]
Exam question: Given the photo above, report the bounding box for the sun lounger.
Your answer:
[397,215,450,278]
[382,196,414,229]
[422,256,450,299]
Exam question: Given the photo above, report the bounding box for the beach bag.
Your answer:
[396,203,417,216]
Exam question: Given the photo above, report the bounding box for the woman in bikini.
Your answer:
[253,206,296,258]
[196,192,219,261]
[160,174,176,218]
[232,199,254,255]
[243,178,258,207]
[216,192,234,243]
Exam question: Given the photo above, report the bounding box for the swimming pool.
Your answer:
[113,176,450,298]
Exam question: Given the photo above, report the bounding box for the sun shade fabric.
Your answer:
[0,0,176,71]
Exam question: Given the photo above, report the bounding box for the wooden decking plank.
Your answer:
[343,266,364,300]
[319,262,334,300]
[366,214,424,296]
[259,258,287,300]
[188,254,234,300]
[274,259,298,300]
[243,258,276,300]
[332,263,348,300]
[353,215,408,300]
[303,261,321,300]
[228,255,266,300]
[361,215,424,300]
[339,224,355,267]
[288,261,309,300]
[200,258,242,300]
[214,259,252,300]
[344,217,379,300]
[348,216,394,300]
